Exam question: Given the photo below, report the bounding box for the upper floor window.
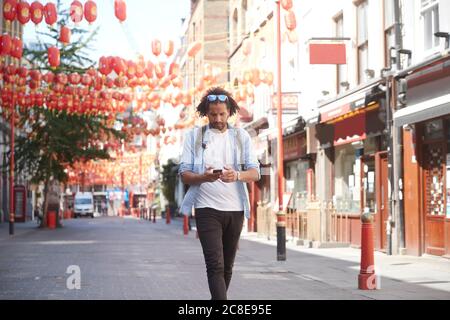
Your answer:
[421,0,440,50]
[357,0,369,84]
[241,0,248,38]
[384,0,396,67]
[232,8,239,48]
[335,13,346,93]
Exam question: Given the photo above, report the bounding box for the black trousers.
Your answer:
[195,207,244,300]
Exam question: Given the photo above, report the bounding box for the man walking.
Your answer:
[179,87,260,300]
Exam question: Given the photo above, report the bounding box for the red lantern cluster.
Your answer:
[0,34,22,59]
[281,1,297,43]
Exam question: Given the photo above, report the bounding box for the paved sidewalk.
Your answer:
[0,217,449,300]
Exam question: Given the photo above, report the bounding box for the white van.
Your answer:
[74,192,94,218]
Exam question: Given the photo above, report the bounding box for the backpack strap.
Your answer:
[234,128,245,171]
[195,125,208,159]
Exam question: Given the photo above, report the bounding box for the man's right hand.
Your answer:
[203,167,221,183]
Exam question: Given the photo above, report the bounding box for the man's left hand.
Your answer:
[220,166,238,183]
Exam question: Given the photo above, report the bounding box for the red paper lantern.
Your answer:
[48,46,60,68]
[169,62,180,77]
[151,39,161,57]
[154,61,165,79]
[3,0,17,22]
[43,71,55,83]
[11,37,23,59]
[30,1,44,25]
[0,34,12,56]
[69,73,81,85]
[17,66,28,78]
[81,74,92,86]
[70,1,83,24]
[98,56,112,76]
[114,0,126,23]
[17,1,31,25]
[112,57,125,75]
[281,0,293,11]
[164,40,174,57]
[56,73,68,85]
[59,26,71,45]
[126,60,136,79]
[284,10,296,31]
[144,61,154,78]
[84,0,97,24]
[286,30,298,43]
[44,2,57,25]
[30,70,42,82]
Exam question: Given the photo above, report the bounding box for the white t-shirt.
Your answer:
[195,129,244,211]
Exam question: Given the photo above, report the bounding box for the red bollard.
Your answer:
[183,216,189,235]
[47,211,57,230]
[166,206,171,224]
[358,212,377,290]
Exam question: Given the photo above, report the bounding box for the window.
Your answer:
[334,144,361,213]
[285,160,309,211]
[421,0,440,50]
[357,1,369,84]
[241,0,247,38]
[384,0,396,67]
[232,8,238,48]
[335,13,346,93]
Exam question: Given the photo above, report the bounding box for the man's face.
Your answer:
[207,102,230,132]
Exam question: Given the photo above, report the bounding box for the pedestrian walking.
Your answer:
[179,87,260,300]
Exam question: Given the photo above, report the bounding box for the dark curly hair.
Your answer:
[196,87,240,117]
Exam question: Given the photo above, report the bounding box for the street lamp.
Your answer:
[275,0,286,261]
[9,85,16,236]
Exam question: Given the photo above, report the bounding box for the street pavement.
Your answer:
[0,216,449,300]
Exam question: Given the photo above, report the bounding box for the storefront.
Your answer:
[394,55,450,257]
[317,82,387,249]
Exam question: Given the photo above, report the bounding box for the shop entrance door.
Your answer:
[422,142,446,256]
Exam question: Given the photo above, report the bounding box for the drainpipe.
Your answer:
[382,66,394,256]
[392,0,406,254]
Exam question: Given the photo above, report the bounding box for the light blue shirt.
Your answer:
[178,124,260,219]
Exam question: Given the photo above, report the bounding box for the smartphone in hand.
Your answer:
[213,169,223,174]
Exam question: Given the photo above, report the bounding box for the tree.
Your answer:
[1,1,126,228]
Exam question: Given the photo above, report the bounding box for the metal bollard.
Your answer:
[183,216,189,235]
[358,211,377,290]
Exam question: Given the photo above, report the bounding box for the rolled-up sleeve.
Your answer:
[242,130,261,180]
[178,129,194,175]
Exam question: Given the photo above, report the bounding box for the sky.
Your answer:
[23,0,191,63]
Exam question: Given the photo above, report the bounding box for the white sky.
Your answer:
[23,0,190,62]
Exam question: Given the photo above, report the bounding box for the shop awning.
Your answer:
[393,93,450,127]
[333,112,366,146]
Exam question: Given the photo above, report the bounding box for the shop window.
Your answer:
[334,144,361,213]
[363,157,376,213]
[424,119,444,141]
[285,160,309,211]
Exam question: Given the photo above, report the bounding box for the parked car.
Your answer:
[74,192,94,219]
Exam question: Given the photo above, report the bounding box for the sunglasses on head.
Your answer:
[207,94,228,102]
